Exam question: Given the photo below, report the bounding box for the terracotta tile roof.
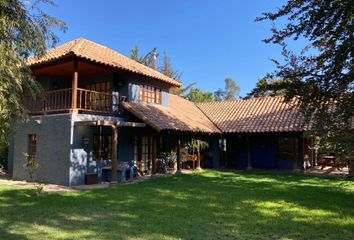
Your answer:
[122,94,220,133]
[197,96,307,133]
[26,38,181,87]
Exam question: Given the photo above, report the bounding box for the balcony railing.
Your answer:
[24,88,127,115]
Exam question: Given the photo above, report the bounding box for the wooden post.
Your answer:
[300,135,305,170]
[110,125,118,185]
[71,59,78,113]
[293,134,299,170]
[152,135,156,175]
[247,134,252,169]
[176,138,182,173]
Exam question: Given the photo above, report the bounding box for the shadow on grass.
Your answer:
[0,170,353,240]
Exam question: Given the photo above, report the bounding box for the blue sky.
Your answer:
[44,0,288,97]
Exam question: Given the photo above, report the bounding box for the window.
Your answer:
[133,136,155,172]
[93,134,112,160]
[140,85,162,104]
[278,137,298,160]
[141,136,152,171]
[85,81,111,94]
[27,134,37,163]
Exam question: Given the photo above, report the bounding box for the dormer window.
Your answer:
[140,85,162,104]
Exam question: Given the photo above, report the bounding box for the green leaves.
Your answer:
[258,0,354,167]
[0,0,66,145]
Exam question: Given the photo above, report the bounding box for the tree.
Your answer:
[158,50,195,96]
[213,78,240,101]
[245,77,287,99]
[258,0,354,172]
[213,88,225,101]
[224,78,240,100]
[185,138,209,170]
[170,82,196,96]
[159,51,182,81]
[130,45,158,69]
[0,0,66,145]
[185,88,214,103]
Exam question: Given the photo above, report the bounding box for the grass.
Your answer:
[0,170,354,240]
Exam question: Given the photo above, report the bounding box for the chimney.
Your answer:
[151,51,157,70]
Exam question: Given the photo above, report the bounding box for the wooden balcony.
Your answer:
[24,88,127,115]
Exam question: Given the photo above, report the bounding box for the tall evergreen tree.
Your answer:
[258,0,354,171]
[159,51,182,81]
[0,0,66,145]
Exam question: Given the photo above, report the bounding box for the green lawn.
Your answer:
[1,170,354,240]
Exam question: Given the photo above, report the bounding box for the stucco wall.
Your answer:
[12,114,72,185]
[69,114,136,185]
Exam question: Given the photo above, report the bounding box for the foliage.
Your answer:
[213,88,225,101]
[213,78,240,101]
[23,153,43,196]
[0,0,66,145]
[185,87,214,103]
[184,138,209,156]
[130,45,158,69]
[245,77,287,99]
[257,0,354,171]
[0,170,354,239]
[159,51,182,81]
[169,82,195,96]
[184,138,209,170]
[159,151,177,173]
[0,145,7,171]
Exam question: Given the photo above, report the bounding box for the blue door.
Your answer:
[251,137,277,169]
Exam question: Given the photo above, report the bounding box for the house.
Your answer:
[7,38,313,186]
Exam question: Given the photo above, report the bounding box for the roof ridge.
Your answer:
[69,37,87,53]
[71,37,178,82]
[196,95,285,106]
[195,102,223,133]
[26,37,181,87]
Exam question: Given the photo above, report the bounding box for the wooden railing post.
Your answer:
[71,59,78,113]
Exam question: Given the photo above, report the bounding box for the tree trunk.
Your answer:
[196,140,201,170]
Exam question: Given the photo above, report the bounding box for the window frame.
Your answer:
[92,134,112,161]
[27,134,37,163]
[140,85,162,104]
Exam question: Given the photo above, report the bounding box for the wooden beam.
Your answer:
[110,125,118,185]
[74,120,146,128]
[152,135,156,175]
[116,121,146,127]
[71,59,78,113]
